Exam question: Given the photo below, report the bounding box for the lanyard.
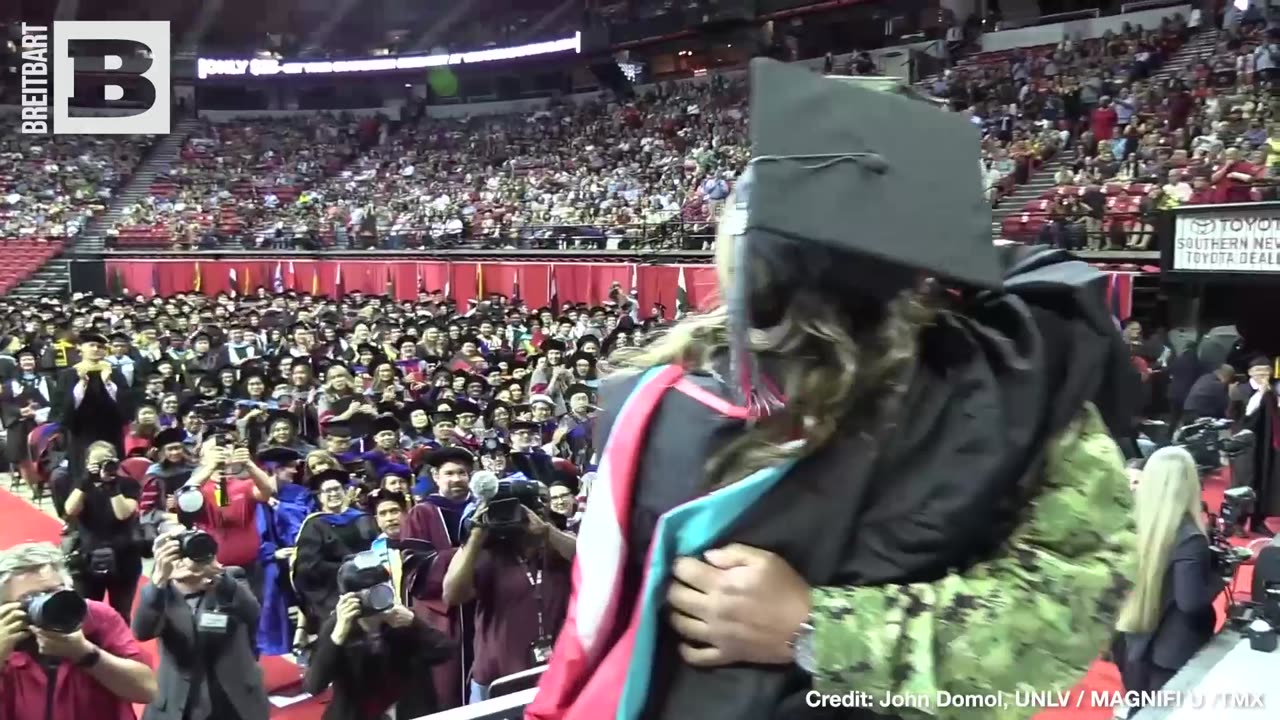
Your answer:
[521,558,547,640]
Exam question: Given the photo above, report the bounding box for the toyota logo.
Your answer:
[1191,218,1217,234]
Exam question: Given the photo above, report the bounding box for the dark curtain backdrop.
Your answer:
[100,260,719,318]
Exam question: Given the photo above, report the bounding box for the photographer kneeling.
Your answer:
[132,529,268,720]
[303,552,454,720]
[0,541,156,718]
[1115,446,1227,714]
[59,441,143,621]
[442,478,575,704]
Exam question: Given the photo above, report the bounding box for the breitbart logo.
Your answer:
[19,21,171,135]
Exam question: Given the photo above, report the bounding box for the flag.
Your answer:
[385,265,396,299]
[549,265,559,312]
[513,267,522,305]
[334,263,344,299]
[444,269,452,302]
[272,262,284,293]
[1105,271,1133,324]
[476,264,485,300]
[228,268,238,297]
[676,266,689,319]
[311,266,319,296]
[193,262,202,293]
[151,264,161,296]
[630,263,638,294]
[243,266,252,295]
[287,261,296,290]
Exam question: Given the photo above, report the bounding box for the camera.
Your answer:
[98,459,120,478]
[1208,487,1257,578]
[338,551,396,617]
[472,470,544,530]
[21,589,87,634]
[177,529,219,563]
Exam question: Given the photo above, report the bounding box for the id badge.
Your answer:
[529,639,553,664]
[198,611,229,635]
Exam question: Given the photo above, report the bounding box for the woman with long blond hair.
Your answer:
[529,60,1139,720]
[1115,446,1222,707]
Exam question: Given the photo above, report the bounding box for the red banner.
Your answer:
[105,260,719,318]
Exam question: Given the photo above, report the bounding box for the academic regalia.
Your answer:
[54,364,127,479]
[402,493,476,710]
[557,412,597,469]
[256,483,315,656]
[1228,375,1280,528]
[291,507,378,625]
[1,371,55,473]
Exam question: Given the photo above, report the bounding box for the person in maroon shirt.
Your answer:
[186,435,278,600]
[443,499,576,704]
[0,542,156,719]
[1211,147,1263,203]
[1090,97,1119,141]
[1187,173,1216,204]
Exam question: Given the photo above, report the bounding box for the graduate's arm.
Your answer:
[810,406,1136,719]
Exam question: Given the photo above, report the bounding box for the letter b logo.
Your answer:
[53,21,170,135]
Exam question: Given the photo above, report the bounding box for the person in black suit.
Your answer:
[54,332,128,480]
[1115,446,1225,715]
[0,346,56,489]
[1182,364,1236,423]
[1228,356,1280,535]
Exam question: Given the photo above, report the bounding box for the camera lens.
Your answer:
[23,589,87,634]
[179,530,219,563]
[100,459,119,476]
[361,584,396,615]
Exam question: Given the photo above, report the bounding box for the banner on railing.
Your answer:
[1170,204,1280,273]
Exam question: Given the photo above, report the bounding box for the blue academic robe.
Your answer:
[255,483,315,656]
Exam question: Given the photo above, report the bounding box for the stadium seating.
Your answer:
[0,239,65,295]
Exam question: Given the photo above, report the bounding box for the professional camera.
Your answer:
[1171,418,1235,477]
[159,485,220,562]
[98,458,120,478]
[1207,487,1257,578]
[21,588,87,634]
[337,551,396,617]
[472,471,544,529]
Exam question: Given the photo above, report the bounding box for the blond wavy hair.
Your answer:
[612,209,932,488]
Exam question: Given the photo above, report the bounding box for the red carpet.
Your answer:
[0,485,327,719]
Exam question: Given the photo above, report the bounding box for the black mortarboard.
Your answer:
[452,399,482,417]
[508,419,540,433]
[1249,355,1271,370]
[364,487,408,511]
[540,338,566,353]
[565,384,594,401]
[480,436,510,455]
[742,59,1000,294]
[14,346,36,359]
[431,409,457,425]
[77,331,108,345]
[108,332,131,345]
[153,427,186,448]
[323,420,353,439]
[266,409,297,428]
[424,447,475,469]
[258,446,303,466]
[309,468,350,490]
[371,414,401,435]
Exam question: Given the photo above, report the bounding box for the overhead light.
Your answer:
[404,83,411,87]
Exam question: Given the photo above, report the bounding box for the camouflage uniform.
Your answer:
[812,403,1136,719]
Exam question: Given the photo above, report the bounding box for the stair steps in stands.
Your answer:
[991,26,1218,242]
[10,118,202,298]
[75,116,203,255]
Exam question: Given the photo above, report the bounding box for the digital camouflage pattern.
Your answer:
[811,403,1137,719]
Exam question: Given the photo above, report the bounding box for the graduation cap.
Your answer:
[480,436,510,456]
[431,409,457,425]
[322,420,354,439]
[363,487,408,511]
[371,414,402,436]
[568,352,596,368]
[77,331,108,345]
[258,446,303,466]
[424,447,475,469]
[529,393,555,408]
[508,419,540,434]
[452,399,482,417]
[153,427,187,449]
[266,409,297,429]
[108,332,131,345]
[309,468,351,490]
[372,458,413,482]
[740,59,1000,295]
[565,384,594,401]
[540,338,566,354]
[14,346,37,359]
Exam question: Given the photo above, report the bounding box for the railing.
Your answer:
[105,219,721,253]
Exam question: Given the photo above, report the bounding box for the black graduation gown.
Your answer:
[54,368,127,480]
[1,374,55,467]
[591,247,1139,720]
[291,510,379,625]
[1228,383,1280,521]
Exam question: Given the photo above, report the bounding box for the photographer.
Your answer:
[186,434,278,599]
[59,441,143,621]
[132,530,269,720]
[0,542,156,718]
[1227,355,1280,535]
[442,496,574,704]
[1115,447,1225,710]
[303,554,455,720]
